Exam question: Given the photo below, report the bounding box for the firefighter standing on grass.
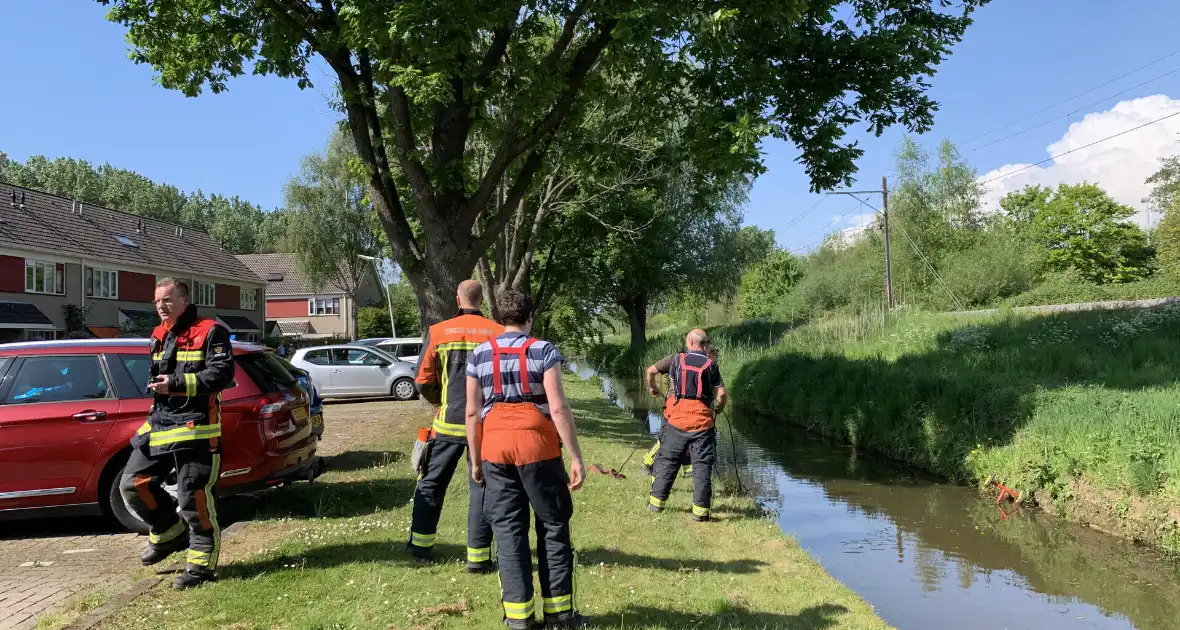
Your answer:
[119,278,234,589]
[640,346,718,477]
[408,280,504,571]
[466,290,591,629]
[645,329,727,522]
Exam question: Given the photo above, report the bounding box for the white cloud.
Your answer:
[821,211,878,249]
[980,94,1180,228]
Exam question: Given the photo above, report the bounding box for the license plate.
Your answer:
[292,406,309,423]
[311,413,324,428]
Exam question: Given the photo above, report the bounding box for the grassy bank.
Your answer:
[593,304,1180,553]
[98,377,887,630]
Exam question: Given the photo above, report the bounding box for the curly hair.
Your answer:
[497,289,534,326]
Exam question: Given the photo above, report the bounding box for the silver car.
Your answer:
[289,345,418,401]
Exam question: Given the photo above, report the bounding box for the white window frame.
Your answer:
[25,259,63,295]
[84,266,119,299]
[194,281,216,307]
[308,296,340,316]
[240,287,258,311]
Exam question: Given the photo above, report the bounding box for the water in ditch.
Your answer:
[567,361,1180,630]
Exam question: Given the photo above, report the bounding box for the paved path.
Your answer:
[0,522,142,629]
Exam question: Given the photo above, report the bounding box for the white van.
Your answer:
[355,336,423,364]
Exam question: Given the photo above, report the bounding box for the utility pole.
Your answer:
[826,177,894,309]
[882,176,893,309]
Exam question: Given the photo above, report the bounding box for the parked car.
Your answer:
[289,345,418,401]
[355,336,423,364]
[0,338,321,533]
[269,350,325,440]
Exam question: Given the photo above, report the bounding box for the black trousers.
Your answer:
[120,445,221,571]
[649,424,716,518]
[409,438,493,562]
[483,458,575,623]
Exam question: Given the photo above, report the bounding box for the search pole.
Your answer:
[826,178,893,309]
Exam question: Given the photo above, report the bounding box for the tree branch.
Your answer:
[542,1,589,72]
[259,0,421,267]
[470,148,548,265]
[387,69,436,210]
[462,18,618,233]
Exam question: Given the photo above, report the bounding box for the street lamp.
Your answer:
[358,254,396,338]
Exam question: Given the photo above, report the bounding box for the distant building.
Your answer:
[236,253,385,341]
[0,182,266,343]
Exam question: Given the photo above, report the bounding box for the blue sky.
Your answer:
[3,1,1180,252]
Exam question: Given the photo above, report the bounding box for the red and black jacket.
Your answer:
[132,304,235,454]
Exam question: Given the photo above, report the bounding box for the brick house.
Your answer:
[0,183,267,343]
[236,253,385,341]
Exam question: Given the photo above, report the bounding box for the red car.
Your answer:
[0,338,322,533]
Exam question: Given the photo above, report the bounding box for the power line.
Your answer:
[890,219,965,311]
[788,203,874,254]
[970,65,1180,153]
[780,195,830,231]
[961,48,1180,146]
[980,109,1180,187]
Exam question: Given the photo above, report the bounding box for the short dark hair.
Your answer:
[156,277,190,298]
[497,290,534,326]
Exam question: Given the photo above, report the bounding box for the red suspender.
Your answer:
[490,337,538,397]
[677,352,713,399]
[490,338,503,396]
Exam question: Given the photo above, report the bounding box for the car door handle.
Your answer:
[73,410,107,422]
[331,369,341,374]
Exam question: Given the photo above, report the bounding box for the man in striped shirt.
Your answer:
[466,290,589,629]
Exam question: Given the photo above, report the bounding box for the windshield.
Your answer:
[363,346,402,363]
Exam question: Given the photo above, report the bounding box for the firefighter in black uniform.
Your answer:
[408,279,503,571]
[120,277,235,589]
[645,329,727,522]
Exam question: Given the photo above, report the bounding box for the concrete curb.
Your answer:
[62,521,250,630]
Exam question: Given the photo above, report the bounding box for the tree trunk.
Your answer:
[626,295,648,356]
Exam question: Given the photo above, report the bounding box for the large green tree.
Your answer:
[739,250,802,320]
[1001,183,1153,284]
[284,131,382,340]
[99,0,989,325]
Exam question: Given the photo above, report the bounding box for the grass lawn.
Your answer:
[97,376,888,630]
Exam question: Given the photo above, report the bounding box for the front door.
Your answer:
[0,354,121,509]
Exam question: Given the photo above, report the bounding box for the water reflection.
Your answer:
[568,362,1180,630]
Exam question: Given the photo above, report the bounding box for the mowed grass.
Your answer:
[97,376,889,630]
[600,303,1180,552]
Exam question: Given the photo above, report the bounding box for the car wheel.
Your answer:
[392,377,417,401]
[107,462,180,534]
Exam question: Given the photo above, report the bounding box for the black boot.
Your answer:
[504,616,543,629]
[648,503,662,514]
[172,566,215,590]
[140,533,189,566]
[406,543,433,565]
[545,612,592,628]
[692,514,711,523]
[466,560,496,574]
